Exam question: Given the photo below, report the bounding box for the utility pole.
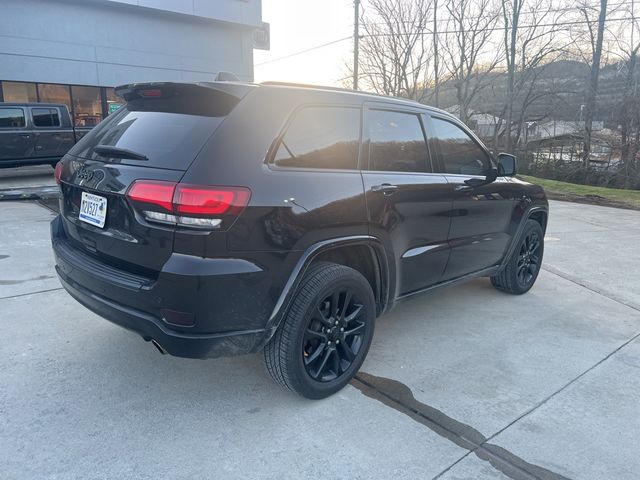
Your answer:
[433,0,439,107]
[353,0,360,90]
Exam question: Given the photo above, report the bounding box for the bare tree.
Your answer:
[499,0,563,151]
[432,0,441,107]
[577,0,609,167]
[500,0,524,151]
[442,0,501,123]
[611,0,640,175]
[355,0,433,100]
[498,0,560,150]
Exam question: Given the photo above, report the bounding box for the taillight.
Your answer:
[54,161,63,185]
[139,88,162,97]
[127,180,174,212]
[125,180,251,230]
[174,185,251,216]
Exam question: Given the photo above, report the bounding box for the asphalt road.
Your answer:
[1,193,639,479]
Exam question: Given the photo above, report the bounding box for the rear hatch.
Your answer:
[58,82,248,275]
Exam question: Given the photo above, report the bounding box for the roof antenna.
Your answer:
[214,71,240,82]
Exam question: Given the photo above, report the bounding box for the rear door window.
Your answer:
[0,108,26,128]
[272,106,360,170]
[367,110,431,173]
[429,116,490,175]
[32,108,61,127]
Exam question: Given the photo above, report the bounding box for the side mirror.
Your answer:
[463,164,498,188]
[497,153,517,176]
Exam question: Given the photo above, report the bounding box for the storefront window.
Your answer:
[71,85,102,127]
[38,84,72,113]
[106,88,124,115]
[2,81,37,102]
[1,81,120,124]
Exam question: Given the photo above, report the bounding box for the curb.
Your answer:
[0,186,60,201]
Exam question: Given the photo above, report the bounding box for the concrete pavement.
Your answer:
[0,166,58,202]
[0,165,55,189]
[0,199,639,479]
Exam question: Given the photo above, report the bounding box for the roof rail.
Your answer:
[260,81,357,94]
[259,81,434,109]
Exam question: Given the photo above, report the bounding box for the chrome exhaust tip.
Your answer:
[151,339,167,355]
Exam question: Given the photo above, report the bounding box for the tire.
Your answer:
[491,219,544,295]
[263,262,376,399]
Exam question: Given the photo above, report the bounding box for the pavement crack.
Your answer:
[542,265,640,313]
[0,287,64,301]
[0,275,55,285]
[352,372,572,480]
[484,327,640,443]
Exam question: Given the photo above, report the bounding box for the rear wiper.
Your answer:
[93,145,148,161]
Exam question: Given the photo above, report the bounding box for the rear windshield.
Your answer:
[69,87,235,170]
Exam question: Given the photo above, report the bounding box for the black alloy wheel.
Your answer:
[263,262,376,399]
[491,219,545,295]
[302,289,367,382]
[516,230,541,288]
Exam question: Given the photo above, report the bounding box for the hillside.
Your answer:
[424,59,634,127]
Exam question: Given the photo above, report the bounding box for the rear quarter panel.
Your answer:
[181,87,369,255]
[178,87,370,331]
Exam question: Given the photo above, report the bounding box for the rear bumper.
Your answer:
[51,215,269,359]
[56,272,264,358]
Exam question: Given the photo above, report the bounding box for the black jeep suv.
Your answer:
[51,81,548,399]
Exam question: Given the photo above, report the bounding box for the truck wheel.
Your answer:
[263,262,376,399]
[491,219,544,295]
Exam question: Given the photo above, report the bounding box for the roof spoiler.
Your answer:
[114,81,255,102]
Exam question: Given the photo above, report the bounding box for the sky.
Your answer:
[253,0,356,86]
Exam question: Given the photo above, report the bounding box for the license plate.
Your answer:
[79,191,107,228]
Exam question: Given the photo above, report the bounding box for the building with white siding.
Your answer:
[0,0,265,126]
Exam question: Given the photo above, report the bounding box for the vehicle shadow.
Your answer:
[78,326,298,406]
[71,277,499,407]
[22,275,529,423]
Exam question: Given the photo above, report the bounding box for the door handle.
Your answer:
[455,184,474,193]
[371,183,398,195]
[19,133,31,138]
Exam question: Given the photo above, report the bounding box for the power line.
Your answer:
[255,36,351,67]
[361,16,634,37]
[255,13,635,68]
[363,0,636,27]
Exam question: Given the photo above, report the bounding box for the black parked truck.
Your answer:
[0,103,93,168]
[52,81,548,399]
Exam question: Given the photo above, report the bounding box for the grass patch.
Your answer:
[520,175,640,210]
